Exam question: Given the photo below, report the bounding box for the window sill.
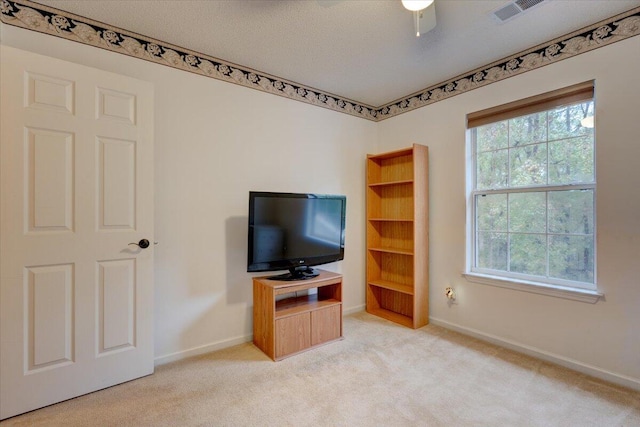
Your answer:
[462,272,604,304]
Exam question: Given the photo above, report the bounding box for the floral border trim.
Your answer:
[0,0,379,121]
[2,1,639,122]
[377,7,640,120]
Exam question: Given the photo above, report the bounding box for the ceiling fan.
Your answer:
[317,0,437,37]
[401,0,437,37]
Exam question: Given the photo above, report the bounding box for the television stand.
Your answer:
[269,266,319,281]
[253,270,343,360]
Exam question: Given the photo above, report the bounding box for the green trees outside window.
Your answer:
[470,99,596,289]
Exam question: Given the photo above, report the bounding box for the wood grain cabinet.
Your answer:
[366,143,429,329]
[253,270,343,360]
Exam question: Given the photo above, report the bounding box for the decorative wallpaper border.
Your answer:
[2,0,639,122]
[376,6,640,120]
[0,0,378,121]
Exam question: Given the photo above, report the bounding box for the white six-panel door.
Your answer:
[0,46,154,419]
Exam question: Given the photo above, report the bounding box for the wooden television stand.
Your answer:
[253,269,343,361]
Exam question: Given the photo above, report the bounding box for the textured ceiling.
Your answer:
[31,0,640,107]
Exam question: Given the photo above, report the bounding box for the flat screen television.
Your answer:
[247,191,346,280]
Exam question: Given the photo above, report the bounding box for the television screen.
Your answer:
[247,191,346,280]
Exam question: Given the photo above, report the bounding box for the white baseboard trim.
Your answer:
[155,305,366,366]
[344,304,366,315]
[154,334,253,366]
[429,317,640,392]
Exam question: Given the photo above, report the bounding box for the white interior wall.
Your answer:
[1,25,374,362]
[377,35,640,388]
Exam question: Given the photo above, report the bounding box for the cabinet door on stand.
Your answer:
[311,305,341,346]
[275,314,311,359]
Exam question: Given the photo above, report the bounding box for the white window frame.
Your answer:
[464,82,603,303]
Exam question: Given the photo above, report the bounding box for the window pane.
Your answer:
[548,102,594,141]
[509,112,547,147]
[548,190,594,235]
[549,235,594,283]
[509,143,547,186]
[470,89,595,289]
[476,194,507,231]
[477,232,507,270]
[509,192,546,233]
[477,149,508,189]
[548,136,594,184]
[509,234,546,276]
[476,121,508,152]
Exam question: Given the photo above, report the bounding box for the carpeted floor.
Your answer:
[2,311,639,426]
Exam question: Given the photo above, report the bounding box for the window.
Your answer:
[466,81,597,293]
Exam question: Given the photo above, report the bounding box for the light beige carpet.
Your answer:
[2,312,639,426]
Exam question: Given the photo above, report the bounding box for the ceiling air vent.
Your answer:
[492,0,546,23]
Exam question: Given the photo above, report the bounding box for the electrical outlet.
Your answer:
[445,287,455,300]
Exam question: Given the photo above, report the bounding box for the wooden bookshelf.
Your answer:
[366,144,429,329]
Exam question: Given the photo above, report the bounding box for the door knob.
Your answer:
[129,239,150,249]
